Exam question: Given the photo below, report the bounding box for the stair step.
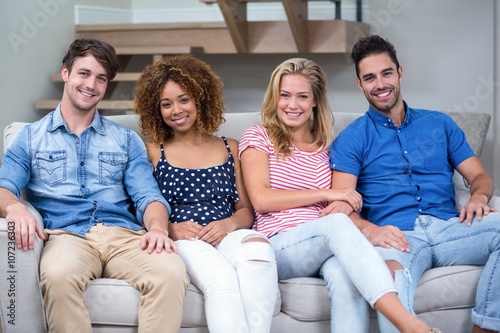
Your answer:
[76,20,369,54]
[76,22,236,54]
[36,100,134,110]
[114,45,203,55]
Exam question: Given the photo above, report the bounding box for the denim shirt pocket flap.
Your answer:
[35,150,66,185]
[98,152,127,185]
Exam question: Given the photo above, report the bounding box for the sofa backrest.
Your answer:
[3,111,491,157]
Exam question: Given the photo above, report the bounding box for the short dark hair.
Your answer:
[351,35,400,79]
[62,38,120,80]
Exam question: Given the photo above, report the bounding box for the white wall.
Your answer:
[0,0,126,157]
[0,0,74,156]
[1,0,498,192]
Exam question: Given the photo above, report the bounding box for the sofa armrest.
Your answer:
[488,195,500,210]
[455,189,500,211]
[0,200,47,333]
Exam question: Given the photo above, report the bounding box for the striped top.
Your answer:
[238,125,331,238]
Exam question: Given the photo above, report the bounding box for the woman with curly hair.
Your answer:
[135,54,278,333]
[239,58,438,333]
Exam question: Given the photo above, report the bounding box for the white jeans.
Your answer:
[176,229,278,333]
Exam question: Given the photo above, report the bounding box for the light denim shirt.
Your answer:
[0,105,171,236]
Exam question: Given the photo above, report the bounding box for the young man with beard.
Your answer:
[328,35,500,333]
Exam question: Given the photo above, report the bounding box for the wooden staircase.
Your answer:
[36,0,369,113]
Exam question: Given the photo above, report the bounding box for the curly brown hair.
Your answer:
[135,54,225,143]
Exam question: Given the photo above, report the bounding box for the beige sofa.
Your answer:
[1,111,498,333]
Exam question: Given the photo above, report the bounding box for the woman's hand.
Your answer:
[325,188,362,212]
[168,221,203,241]
[319,200,355,217]
[196,220,233,246]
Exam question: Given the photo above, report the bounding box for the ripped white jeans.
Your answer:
[175,229,278,333]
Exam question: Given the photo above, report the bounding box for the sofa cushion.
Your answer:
[85,277,282,328]
[413,265,482,314]
[84,279,207,327]
[278,265,484,323]
[279,277,330,321]
[85,279,140,327]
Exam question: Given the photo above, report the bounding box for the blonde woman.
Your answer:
[239,58,439,333]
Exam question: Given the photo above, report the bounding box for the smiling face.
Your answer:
[160,80,198,135]
[277,74,316,130]
[61,54,108,113]
[356,52,404,115]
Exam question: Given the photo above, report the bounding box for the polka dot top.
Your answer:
[153,137,239,226]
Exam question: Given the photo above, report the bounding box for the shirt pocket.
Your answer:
[99,152,127,185]
[35,150,66,186]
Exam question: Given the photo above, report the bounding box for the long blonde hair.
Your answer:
[261,58,334,157]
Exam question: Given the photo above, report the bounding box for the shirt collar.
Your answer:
[367,100,412,128]
[48,103,105,135]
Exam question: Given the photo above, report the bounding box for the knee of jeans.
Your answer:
[385,260,404,280]
[240,236,276,264]
[388,262,413,288]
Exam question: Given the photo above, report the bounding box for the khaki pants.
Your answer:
[40,224,189,333]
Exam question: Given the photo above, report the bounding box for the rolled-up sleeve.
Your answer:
[123,130,171,223]
[0,127,32,197]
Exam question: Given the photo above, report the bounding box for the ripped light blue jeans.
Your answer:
[269,213,396,332]
[377,213,500,332]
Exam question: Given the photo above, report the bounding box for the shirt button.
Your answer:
[418,209,422,212]
[81,185,86,189]
[417,197,422,201]
[404,151,408,154]
[75,140,80,144]
[80,162,84,166]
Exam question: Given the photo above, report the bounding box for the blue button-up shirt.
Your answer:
[0,106,171,236]
[330,102,475,230]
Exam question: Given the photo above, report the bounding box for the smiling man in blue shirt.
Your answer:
[328,35,500,333]
[0,38,188,333]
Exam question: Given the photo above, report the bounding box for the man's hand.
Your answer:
[361,223,410,252]
[140,226,178,254]
[459,195,497,226]
[7,202,45,251]
[456,156,496,226]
